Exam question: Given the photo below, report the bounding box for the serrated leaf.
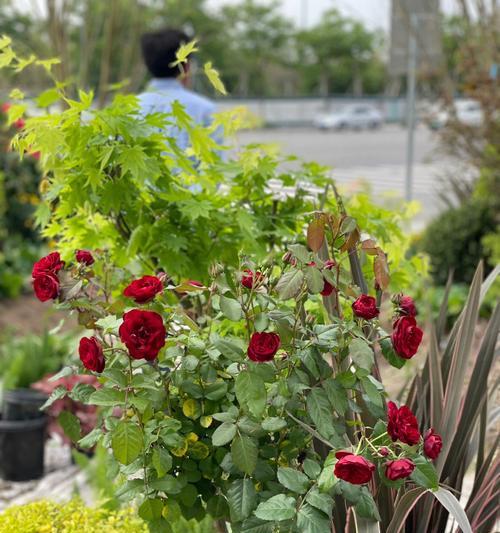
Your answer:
[277,467,309,494]
[212,422,237,446]
[349,338,374,371]
[410,456,439,490]
[307,388,338,442]
[227,478,256,522]
[111,421,143,465]
[89,388,126,406]
[306,489,333,517]
[231,434,257,475]
[254,494,296,521]
[40,385,67,410]
[220,295,243,321]
[288,243,310,263]
[318,451,338,493]
[303,459,321,479]
[240,516,275,532]
[322,379,348,416]
[58,411,81,443]
[204,61,227,95]
[297,503,330,533]
[95,315,122,334]
[276,269,304,300]
[235,370,266,418]
[305,266,324,294]
[48,366,74,382]
[355,487,381,521]
[78,427,102,449]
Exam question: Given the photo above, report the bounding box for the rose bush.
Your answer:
[32,207,443,532]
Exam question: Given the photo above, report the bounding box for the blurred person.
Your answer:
[138,27,217,150]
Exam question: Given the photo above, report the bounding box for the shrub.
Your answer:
[421,199,496,284]
[0,499,147,532]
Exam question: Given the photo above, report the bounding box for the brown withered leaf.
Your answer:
[361,239,379,256]
[374,249,390,290]
[307,216,325,252]
[340,227,360,252]
[328,214,342,239]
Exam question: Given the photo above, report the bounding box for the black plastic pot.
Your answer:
[0,414,47,481]
[2,388,48,421]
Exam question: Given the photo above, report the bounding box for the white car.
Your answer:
[429,99,483,129]
[313,105,383,130]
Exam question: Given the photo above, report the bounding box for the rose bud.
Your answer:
[32,251,65,278]
[123,275,163,303]
[423,428,443,460]
[387,401,420,445]
[378,447,390,457]
[352,294,379,320]
[79,336,105,373]
[282,251,294,264]
[14,118,25,129]
[393,294,417,317]
[188,280,204,288]
[385,458,415,481]
[75,249,94,266]
[33,273,60,302]
[391,316,423,359]
[119,309,166,361]
[334,451,375,485]
[323,259,336,269]
[1,102,10,114]
[241,269,264,290]
[247,332,280,363]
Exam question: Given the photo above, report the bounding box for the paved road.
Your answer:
[238,125,465,229]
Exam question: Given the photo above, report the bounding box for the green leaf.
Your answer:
[288,244,310,263]
[138,498,163,521]
[355,487,381,521]
[235,370,266,418]
[349,338,374,371]
[307,388,339,443]
[379,337,406,369]
[78,427,102,449]
[305,489,333,517]
[318,451,338,493]
[276,269,304,300]
[212,422,237,446]
[220,295,243,321]
[40,385,67,410]
[254,313,269,332]
[277,467,309,494]
[111,421,143,465]
[305,266,324,294]
[227,478,257,522]
[254,494,296,521]
[410,456,439,490]
[152,448,172,477]
[88,388,126,406]
[303,459,321,479]
[322,379,348,416]
[231,434,258,475]
[57,411,81,443]
[204,61,227,95]
[118,145,147,177]
[361,376,383,407]
[95,315,122,335]
[261,417,287,432]
[204,381,228,401]
[240,516,275,532]
[48,366,74,382]
[297,503,330,533]
[431,487,472,533]
[150,475,182,494]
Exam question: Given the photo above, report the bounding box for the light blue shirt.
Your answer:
[137,78,216,150]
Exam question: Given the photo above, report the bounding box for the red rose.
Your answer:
[391,316,423,359]
[385,458,415,481]
[398,295,417,317]
[241,269,263,289]
[32,252,65,278]
[334,451,375,485]
[423,428,442,460]
[79,336,105,373]
[123,275,163,303]
[119,309,166,360]
[14,118,25,129]
[75,249,94,265]
[387,401,420,445]
[352,294,379,320]
[1,102,10,114]
[33,273,59,302]
[247,332,280,363]
[320,280,335,296]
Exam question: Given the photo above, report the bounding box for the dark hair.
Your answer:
[140,28,190,78]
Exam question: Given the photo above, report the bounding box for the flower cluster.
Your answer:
[334,401,442,485]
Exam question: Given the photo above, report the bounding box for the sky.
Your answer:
[208,0,458,32]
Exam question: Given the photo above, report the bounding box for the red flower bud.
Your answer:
[423,428,442,460]
[385,458,414,480]
[79,336,105,373]
[352,294,379,320]
[391,316,423,359]
[75,249,94,266]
